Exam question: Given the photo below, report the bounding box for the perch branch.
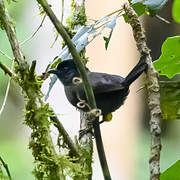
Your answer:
[71,1,93,179]
[37,0,111,179]
[124,3,162,180]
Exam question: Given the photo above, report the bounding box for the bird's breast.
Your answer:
[64,84,129,115]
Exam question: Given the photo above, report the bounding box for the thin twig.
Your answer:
[124,3,162,180]
[0,156,12,180]
[61,0,64,22]
[50,33,59,48]
[0,59,14,116]
[105,8,124,17]
[20,14,46,46]
[155,15,170,24]
[0,50,12,60]
[0,61,13,77]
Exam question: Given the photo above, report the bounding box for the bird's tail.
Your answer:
[123,52,148,87]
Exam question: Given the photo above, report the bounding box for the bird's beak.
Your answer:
[48,69,58,74]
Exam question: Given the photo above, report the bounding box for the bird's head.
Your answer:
[48,59,79,86]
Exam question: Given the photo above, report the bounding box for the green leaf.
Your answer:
[160,160,180,180]
[46,57,62,71]
[124,3,146,23]
[172,0,180,23]
[50,57,62,69]
[132,3,146,16]
[103,15,117,50]
[160,81,180,120]
[122,14,129,23]
[153,36,180,78]
[103,36,110,50]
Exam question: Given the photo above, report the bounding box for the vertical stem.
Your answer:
[37,0,111,179]
[124,4,162,180]
[71,1,93,179]
[71,1,111,179]
[80,111,93,180]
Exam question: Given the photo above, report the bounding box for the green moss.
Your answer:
[66,0,87,29]
[14,61,90,179]
[14,61,60,179]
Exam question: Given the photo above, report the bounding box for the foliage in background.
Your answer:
[160,160,180,180]
[172,0,180,23]
[160,81,180,120]
[153,36,180,79]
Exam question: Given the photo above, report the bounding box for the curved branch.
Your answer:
[37,0,111,179]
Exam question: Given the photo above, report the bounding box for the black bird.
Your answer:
[48,54,147,122]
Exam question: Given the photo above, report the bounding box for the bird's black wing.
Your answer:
[87,71,126,94]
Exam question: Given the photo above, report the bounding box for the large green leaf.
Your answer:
[154,36,180,79]
[132,3,146,16]
[160,81,180,120]
[172,0,180,23]
[160,160,180,180]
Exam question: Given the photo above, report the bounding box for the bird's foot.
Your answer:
[87,109,102,121]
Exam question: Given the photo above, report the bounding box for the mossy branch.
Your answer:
[66,0,87,30]
[124,3,162,180]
